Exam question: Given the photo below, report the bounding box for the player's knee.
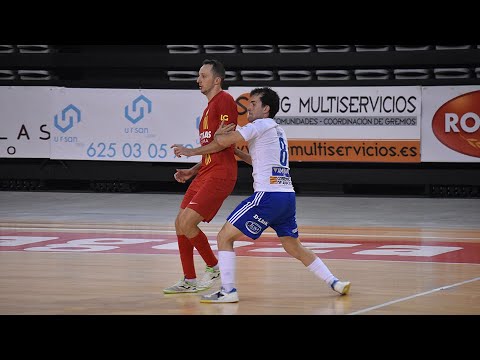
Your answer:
[217,228,234,249]
[177,214,193,234]
[281,237,301,257]
[174,216,182,231]
[217,230,227,246]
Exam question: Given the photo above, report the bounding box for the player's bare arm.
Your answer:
[173,162,201,183]
[171,122,240,158]
[234,147,252,165]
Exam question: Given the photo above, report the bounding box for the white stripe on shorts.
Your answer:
[228,191,265,225]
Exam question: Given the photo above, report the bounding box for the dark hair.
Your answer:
[202,59,226,87]
[250,87,280,118]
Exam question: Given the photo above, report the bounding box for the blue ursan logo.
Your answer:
[54,104,81,133]
[196,116,201,130]
[125,95,152,124]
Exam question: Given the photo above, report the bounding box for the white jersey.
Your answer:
[237,118,294,193]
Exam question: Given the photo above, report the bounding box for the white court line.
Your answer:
[2,250,479,266]
[0,226,479,240]
[349,276,480,315]
[301,233,480,240]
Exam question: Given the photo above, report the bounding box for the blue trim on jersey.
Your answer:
[227,192,298,240]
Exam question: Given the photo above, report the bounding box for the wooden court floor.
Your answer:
[1,222,479,315]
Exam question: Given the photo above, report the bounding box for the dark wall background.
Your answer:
[1,44,480,197]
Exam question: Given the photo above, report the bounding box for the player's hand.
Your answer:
[171,144,195,158]
[215,122,236,137]
[173,168,193,183]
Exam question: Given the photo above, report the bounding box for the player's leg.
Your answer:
[200,221,242,303]
[164,179,204,294]
[201,192,270,303]
[181,177,236,290]
[273,194,351,295]
[163,190,200,294]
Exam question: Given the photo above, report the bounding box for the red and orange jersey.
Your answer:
[197,91,238,179]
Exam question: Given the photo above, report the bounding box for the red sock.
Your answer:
[189,231,218,268]
[178,235,196,279]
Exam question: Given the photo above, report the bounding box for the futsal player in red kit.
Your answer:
[164,59,238,294]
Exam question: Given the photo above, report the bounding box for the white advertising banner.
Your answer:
[421,85,480,162]
[0,86,52,158]
[229,86,421,162]
[50,88,205,162]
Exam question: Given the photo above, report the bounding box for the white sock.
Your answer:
[307,257,336,285]
[218,250,236,292]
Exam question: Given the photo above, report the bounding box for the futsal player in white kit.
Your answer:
[173,87,351,303]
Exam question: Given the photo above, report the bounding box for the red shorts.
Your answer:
[181,176,236,223]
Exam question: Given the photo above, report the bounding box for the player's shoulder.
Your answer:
[253,118,277,128]
[215,91,238,120]
[219,90,237,104]
[222,89,235,98]
[212,90,233,105]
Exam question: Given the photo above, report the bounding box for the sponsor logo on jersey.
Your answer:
[272,167,290,177]
[253,214,268,226]
[245,221,262,234]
